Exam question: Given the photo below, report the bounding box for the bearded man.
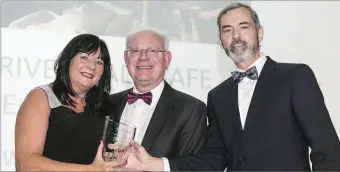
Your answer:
[124,2,340,171]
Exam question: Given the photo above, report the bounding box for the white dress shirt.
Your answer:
[120,81,171,171]
[237,53,267,129]
[163,53,268,171]
[120,81,165,144]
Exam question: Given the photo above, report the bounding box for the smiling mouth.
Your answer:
[137,66,153,69]
[234,43,244,47]
[81,72,94,79]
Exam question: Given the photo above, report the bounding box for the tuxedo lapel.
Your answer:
[141,82,175,152]
[225,80,243,131]
[243,57,276,134]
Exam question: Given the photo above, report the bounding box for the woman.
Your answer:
[15,34,122,171]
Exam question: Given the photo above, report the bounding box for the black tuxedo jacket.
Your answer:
[169,57,340,171]
[108,81,207,158]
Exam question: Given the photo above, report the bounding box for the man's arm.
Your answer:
[125,93,227,171]
[168,92,228,171]
[175,101,208,154]
[161,101,208,171]
[292,64,340,171]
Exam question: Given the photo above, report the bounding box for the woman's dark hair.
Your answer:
[52,34,111,115]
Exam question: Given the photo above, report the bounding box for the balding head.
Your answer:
[126,28,169,50]
[124,28,172,92]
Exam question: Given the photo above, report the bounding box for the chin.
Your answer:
[136,76,154,83]
[79,82,95,89]
[136,77,151,82]
[230,52,253,63]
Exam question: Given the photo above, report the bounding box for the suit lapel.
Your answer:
[243,57,276,134]
[141,82,175,152]
[225,80,243,131]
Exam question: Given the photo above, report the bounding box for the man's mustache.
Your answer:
[231,39,248,48]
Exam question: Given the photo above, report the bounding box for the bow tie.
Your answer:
[127,91,153,105]
[231,66,259,85]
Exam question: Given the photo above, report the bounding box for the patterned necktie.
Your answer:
[231,66,259,85]
[127,91,153,105]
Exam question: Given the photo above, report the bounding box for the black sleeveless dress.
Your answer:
[40,85,105,164]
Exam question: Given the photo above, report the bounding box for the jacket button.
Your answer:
[240,156,247,161]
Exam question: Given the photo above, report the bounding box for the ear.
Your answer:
[257,25,264,43]
[164,51,172,69]
[218,35,224,49]
[124,50,128,65]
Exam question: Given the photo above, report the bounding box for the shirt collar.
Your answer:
[132,80,165,107]
[237,52,267,76]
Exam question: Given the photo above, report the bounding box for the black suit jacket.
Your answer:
[108,81,207,158]
[169,57,340,171]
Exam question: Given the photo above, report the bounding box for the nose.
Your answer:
[232,29,240,39]
[86,59,96,70]
[139,49,149,61]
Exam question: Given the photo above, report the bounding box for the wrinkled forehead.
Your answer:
[128,31,165,49]
[221,7,254,26]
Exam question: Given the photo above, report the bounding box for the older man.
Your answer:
[108,28,207,161]
[125,3,340,171]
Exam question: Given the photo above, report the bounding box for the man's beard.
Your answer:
[223,38,259,64]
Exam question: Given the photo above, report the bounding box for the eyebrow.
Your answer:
[239,21,251,25]
[221,25,232,30]
[96,56,103,60]
[221,21,251,29]
[90,53,103,60]
[128,47,163,50]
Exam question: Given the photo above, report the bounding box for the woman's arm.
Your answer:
[15,88,122,171]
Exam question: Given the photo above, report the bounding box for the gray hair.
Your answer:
[125,25,170,50]
[217,3,261,34]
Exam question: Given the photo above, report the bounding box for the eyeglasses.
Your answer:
[125,49,167,58]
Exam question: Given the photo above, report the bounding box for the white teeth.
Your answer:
[81,72,94,79]
[137,66,152,69]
